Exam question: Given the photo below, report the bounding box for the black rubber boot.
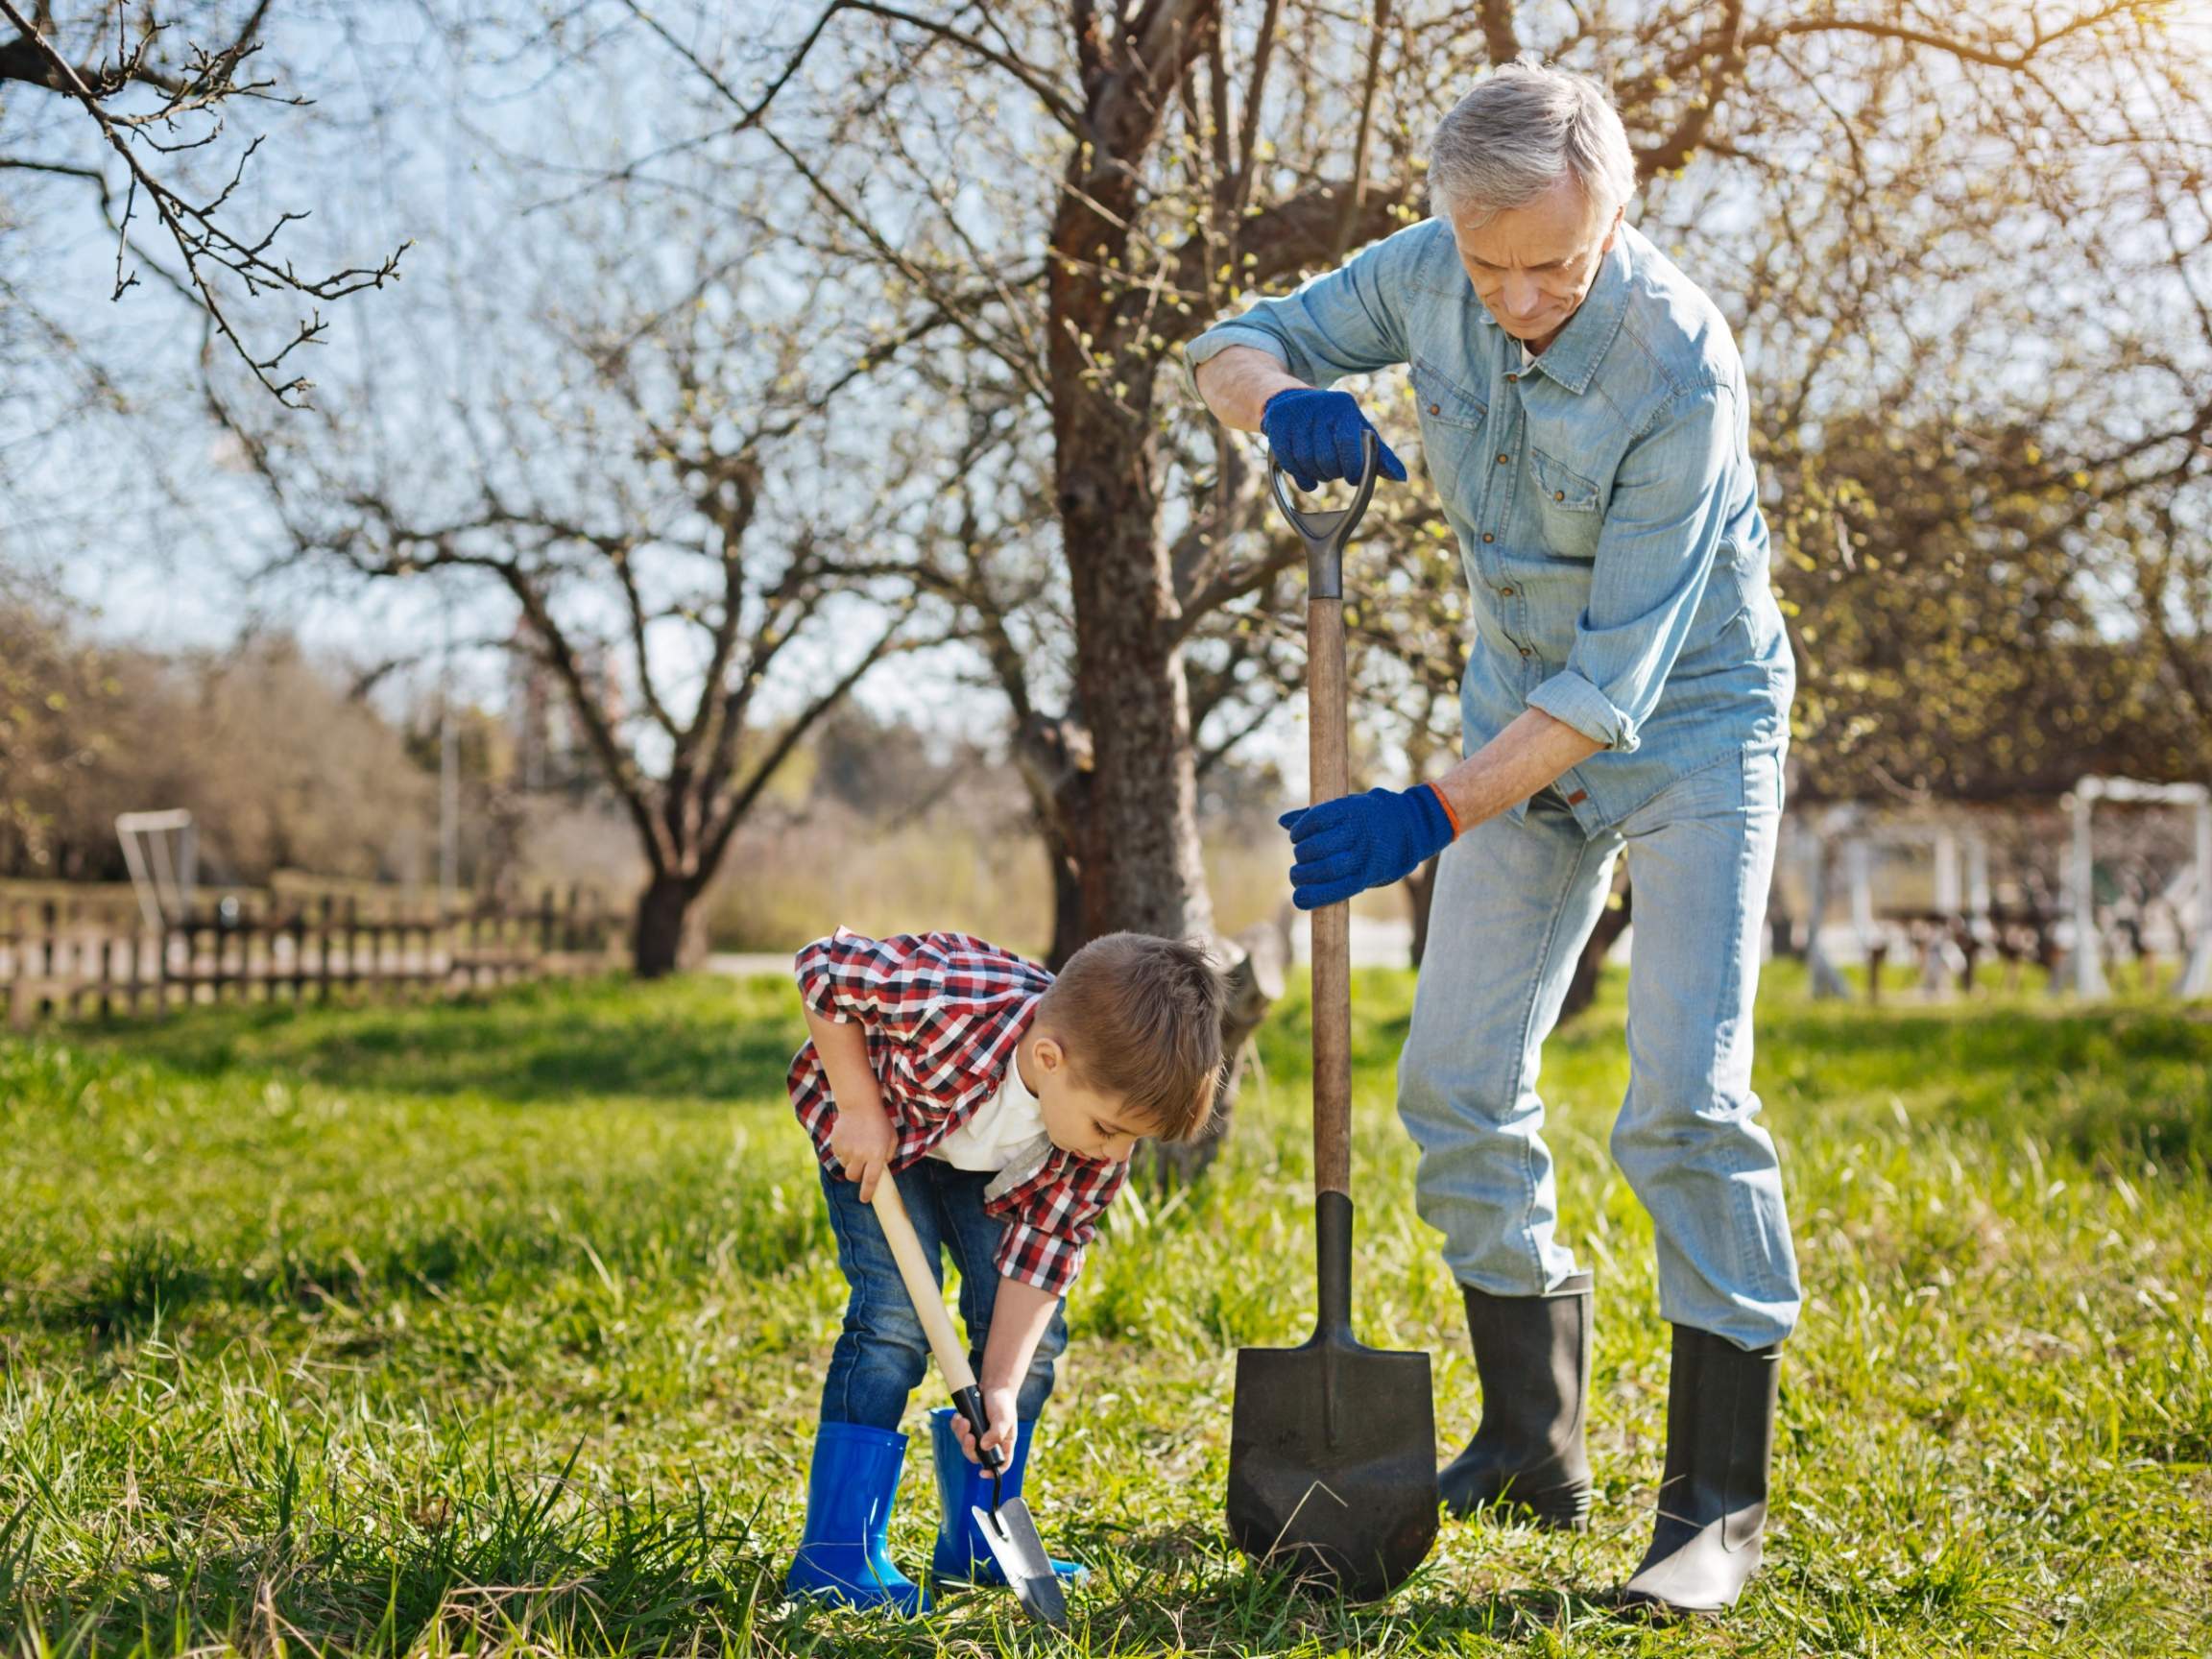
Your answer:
[1619,1324,1781,1616]
[1438,1271,1593,1530]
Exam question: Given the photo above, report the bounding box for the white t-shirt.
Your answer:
[929,1052,1051,1174]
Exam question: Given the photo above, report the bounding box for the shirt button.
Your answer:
[1554,490,1566,502]
[1499,586,1515,596]
[1506,373,1519,383]
[1481,532,1495,543]
[1428,402,1440,415]
[1519,646,1532,657]
[1496,453,1509,465]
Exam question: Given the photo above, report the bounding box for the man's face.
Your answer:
[1445,177,1623,349]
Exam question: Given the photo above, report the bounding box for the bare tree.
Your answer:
[219,180,956,973]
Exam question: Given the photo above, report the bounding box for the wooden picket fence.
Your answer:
[2,887,622,1030]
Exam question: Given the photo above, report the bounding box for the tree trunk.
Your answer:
[1141,904,1292,1187]
[1058,413,1276,1173]
[1045,841,1086,974]
[1056,444,1214,943]
[1048,57,1213,947]
[632,870,699,979]
[1046,12,1262,1172]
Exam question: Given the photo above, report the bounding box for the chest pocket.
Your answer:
[1527,444,1603,562]
[1411,358,1488,505]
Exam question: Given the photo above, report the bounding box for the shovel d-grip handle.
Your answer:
[1268,428,1382,601]
[869,1175,1010,1501]
[1270,433,1381,1210]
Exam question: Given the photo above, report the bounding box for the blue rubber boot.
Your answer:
[785,1421,931,1614]
[927,1407,1087,1587]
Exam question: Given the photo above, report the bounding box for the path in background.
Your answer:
[706,952,801,979]
[708,912,1423,981]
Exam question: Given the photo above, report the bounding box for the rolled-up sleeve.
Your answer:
[991,1155,1128,1296]
[1527,386,1736,755]
[1184,225,1416,391]
[793,926,943,1045]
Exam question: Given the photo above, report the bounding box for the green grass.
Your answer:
[2,965,2208,1656]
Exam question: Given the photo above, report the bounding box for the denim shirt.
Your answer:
[1188,218,1793,832]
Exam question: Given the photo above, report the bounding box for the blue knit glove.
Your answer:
[1279,785,1458,910]
[1260,389,1408,493]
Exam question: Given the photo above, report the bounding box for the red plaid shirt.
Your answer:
[788,926,1129,1297]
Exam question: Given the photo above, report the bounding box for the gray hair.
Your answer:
[1428,62,1638,225]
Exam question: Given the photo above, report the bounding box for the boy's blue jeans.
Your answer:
[1399,744,1802,1351]
[818,1160,1069,1431]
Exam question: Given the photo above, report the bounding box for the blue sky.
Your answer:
[12,4,2208,791]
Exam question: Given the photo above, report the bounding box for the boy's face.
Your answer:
[1024,1031,1153,1164]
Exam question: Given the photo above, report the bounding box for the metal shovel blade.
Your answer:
[1226,1194,1438,1600]
[972,1498,1069,1628]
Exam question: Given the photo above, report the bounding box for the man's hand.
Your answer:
[1281,784,1458,909]
[830,1092,898,1201]
[1261,388,1408,492]
[950,1383,1020,1464]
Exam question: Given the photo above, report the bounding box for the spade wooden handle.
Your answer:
[1271,434,1377,1205]
[1308,593,1352,1199]
[868,1174,975,1390]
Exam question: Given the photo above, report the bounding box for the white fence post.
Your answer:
[2181,796,2212,1000]
[2059,781,2107,998]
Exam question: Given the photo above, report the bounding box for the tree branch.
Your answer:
[1636,0,1744,180]
[1743,5,2140,73]
[1333,0,1394,265]
[700,606,921,872]
[0,0,405,405]
[1477,0,1519,67]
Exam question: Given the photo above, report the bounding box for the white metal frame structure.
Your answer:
[1796,807,1994,1000]
[2057,776,2212,998]
[114,809,196,928]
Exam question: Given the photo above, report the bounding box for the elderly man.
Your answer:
[1189,63,1797,1615]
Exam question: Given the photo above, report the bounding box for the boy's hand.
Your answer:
[830,1093,898,1201]
[951,1383,1020,1464]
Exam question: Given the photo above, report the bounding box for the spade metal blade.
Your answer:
[973,1499,1069,1628]
[1226,1336,1438,1599]
[1225,1192,1438,1600]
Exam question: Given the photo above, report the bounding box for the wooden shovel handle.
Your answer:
[1308,590,1351,1199]
[1276,436,1375,1204]
[868,1175,976,1391]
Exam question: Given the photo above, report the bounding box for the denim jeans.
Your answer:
[1398,742,1800,1351]
[818,1160,1069,1431]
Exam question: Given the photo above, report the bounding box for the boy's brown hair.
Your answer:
[1034,931,1227,1142]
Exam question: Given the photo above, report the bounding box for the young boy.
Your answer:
[783,925,1226,1612]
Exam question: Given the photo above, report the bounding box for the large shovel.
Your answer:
[1225,432,1439,1599]
[867,1175,1070,1628]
